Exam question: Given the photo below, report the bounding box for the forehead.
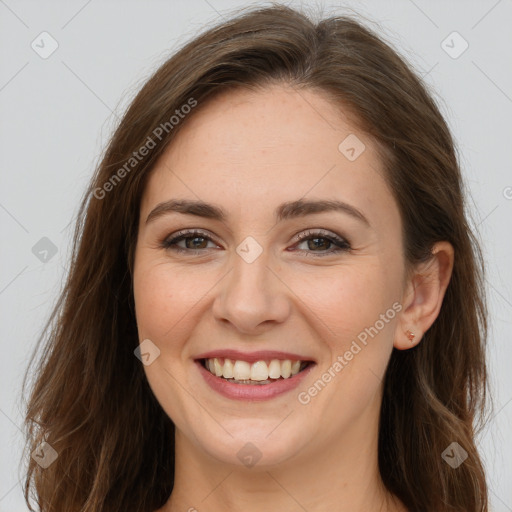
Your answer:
[140,85,398,231]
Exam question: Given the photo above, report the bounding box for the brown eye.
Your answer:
[292,230,351,257]
[162,230,219,253]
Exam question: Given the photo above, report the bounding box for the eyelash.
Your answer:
[161,229,351,257]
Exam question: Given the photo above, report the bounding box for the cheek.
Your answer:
[133,265,170,338]
[291,260,398,345]
[133,259,182,341]
[133,256,217,343]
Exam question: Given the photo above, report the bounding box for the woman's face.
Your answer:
[133,84,406,468]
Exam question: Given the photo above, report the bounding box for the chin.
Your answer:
[189,418,311,469]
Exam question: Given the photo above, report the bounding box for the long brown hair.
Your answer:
[21,4,489,511]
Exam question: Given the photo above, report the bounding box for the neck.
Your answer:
[159,401,406,512]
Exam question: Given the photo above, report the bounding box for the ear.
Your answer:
[395,241,454,350]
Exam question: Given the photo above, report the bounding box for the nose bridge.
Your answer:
[212,239,290,332]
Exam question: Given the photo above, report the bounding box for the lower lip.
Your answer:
[195,360,315,401]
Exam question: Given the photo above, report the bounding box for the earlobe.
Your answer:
[394,241,454,350]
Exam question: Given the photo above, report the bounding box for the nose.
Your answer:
[211,248,291,335]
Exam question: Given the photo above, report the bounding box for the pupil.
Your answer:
[187,236,207,249]
[309,238,329,250]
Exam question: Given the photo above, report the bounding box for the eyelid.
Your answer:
[292,228,344,242]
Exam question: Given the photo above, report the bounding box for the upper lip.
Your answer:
[194,349,316,364]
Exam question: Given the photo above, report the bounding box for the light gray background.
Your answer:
[1,0,511,510]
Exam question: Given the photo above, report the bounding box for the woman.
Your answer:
[22,4,489,511]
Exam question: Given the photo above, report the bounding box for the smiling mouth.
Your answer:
[199,357,314,385]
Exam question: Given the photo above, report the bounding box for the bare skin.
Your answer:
[132,84,453,512]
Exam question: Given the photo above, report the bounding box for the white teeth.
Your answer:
[233,360,251,380]
[291,360,301,375]
[222,358,234,378]
[268,359,282,379]
[213,358,223,377]
[204,357,308,381]
[281,360,292,379]
[250,361,269,381]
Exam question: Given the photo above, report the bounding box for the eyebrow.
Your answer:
[145,198,370,226]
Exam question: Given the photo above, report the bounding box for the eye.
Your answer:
[291,229,351,257]
[161,228,351,257]
[161,230,220,254]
